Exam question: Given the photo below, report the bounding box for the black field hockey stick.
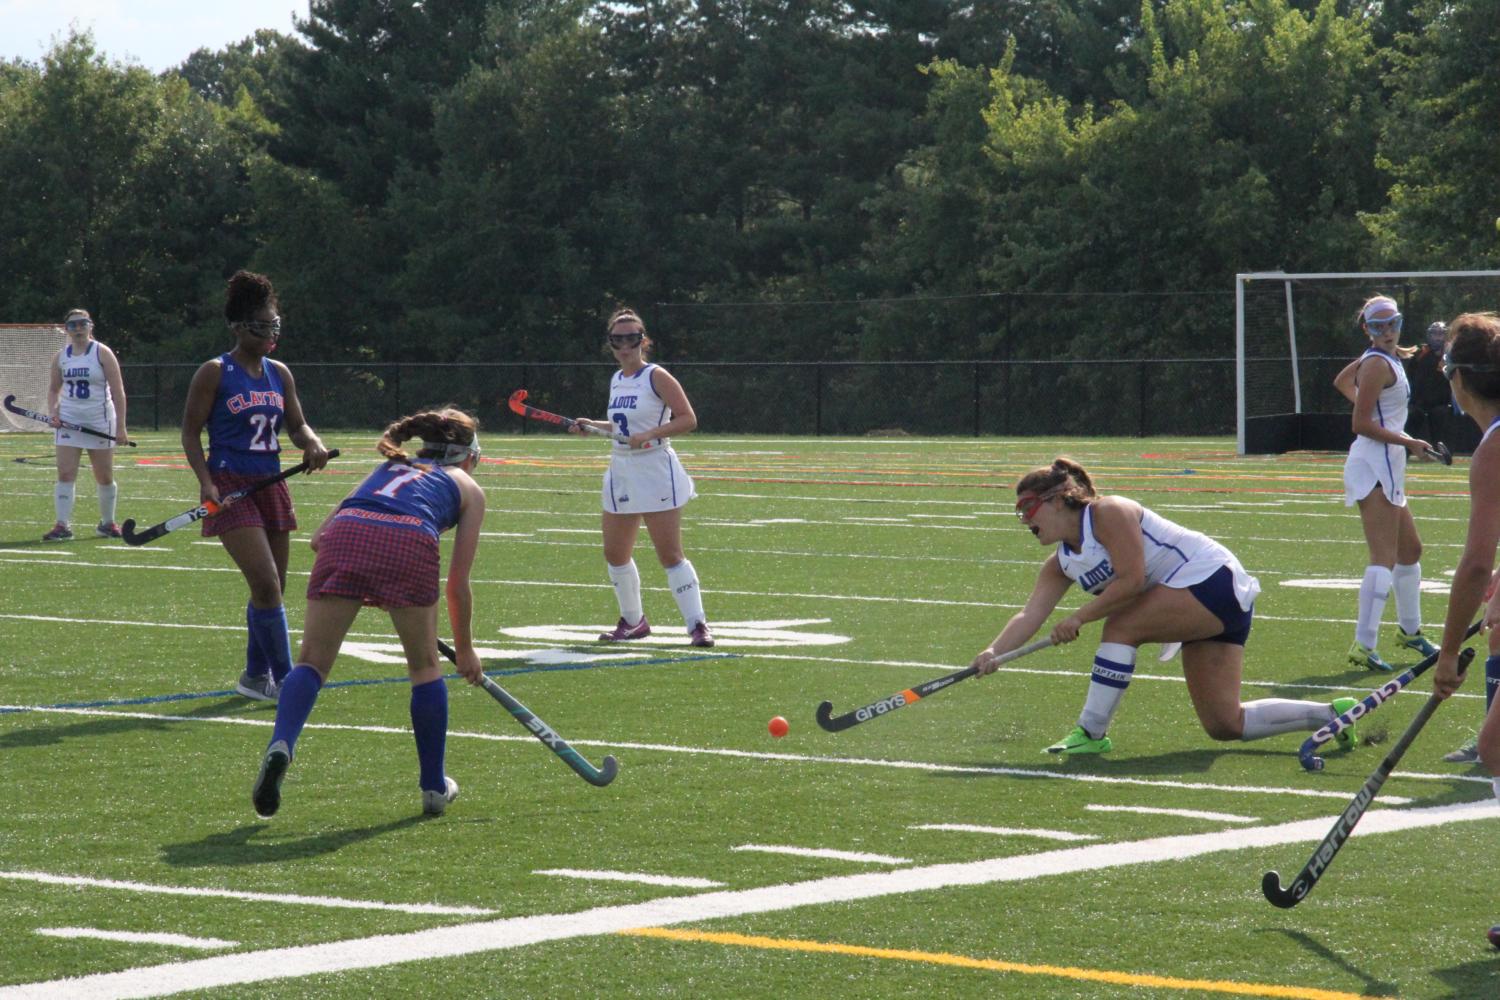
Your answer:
[1263,647,1472,909]
[506,389,651,449]
[816,637,1053,733]
[119,449,339,546]
[437,639,618,787]
[3,393,135,446]
[1424,441,1453,465]
[1299,619,1483,772]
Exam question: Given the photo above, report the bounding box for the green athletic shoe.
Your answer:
[1348,641,1394,672]
[1330,697,1359,751]
[1045,726,1113,755]
[1443,733,1480,764]
[1395,625,1440,658]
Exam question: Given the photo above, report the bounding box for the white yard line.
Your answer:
[0,871,493,915]
[534,869,723,889]
[731,845,911,865]
[910,823,1097,842]
[1085,804,1258,823]
[5,800,1493,999]
[34,928,237,950]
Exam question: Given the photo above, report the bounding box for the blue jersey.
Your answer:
[338,460,462,540]
[207,353,286,475]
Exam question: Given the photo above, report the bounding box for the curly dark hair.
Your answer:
[224,270,278,324]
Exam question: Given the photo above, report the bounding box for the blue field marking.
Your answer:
[1,651,741,715]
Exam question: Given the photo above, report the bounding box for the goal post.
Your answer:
[1236,270,1500,454]
[0,323,63,432]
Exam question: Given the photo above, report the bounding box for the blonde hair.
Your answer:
[1015,457,1098,510]
[378,407,479,464]
[1358,295,1416,360]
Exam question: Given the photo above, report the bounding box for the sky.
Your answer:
[2,0,307,73]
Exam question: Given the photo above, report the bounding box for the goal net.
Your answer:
[1236,270,1500,454]
[0,324,63,432]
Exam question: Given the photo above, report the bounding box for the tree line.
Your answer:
[1,0,1495,369]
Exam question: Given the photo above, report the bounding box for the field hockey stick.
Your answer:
[1298,619,1483,772]
[119,449,339,546]
[3,393,135,446]
[506,389,650,449]
[1423,441,1452,465]
[1263,647,1472,909]
[816,637,1053,733]
[437,639,618,787]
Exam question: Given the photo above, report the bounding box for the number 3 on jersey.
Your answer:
[612,413,629,438]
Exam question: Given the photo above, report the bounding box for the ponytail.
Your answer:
[378,407,480,466]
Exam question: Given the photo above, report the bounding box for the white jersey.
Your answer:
[607,364,674,456]
[1343,348,1411,507]
[55,340,114,428]
[1056,500,1259,611]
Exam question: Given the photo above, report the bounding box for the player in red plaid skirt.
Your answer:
[251,408,487,819]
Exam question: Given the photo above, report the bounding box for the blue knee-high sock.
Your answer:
[270,665,324,756]
[1486,655,1500,712]
[244,601,270,679]
[410,679,449,794]
[248,604,293,683]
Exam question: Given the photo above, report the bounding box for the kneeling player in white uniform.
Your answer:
[44,309,128,540]
[971,457,1361,756]
[570,307,715,647]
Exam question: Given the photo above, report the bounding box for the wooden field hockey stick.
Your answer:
[816,637,1054,733]
[438,639,618,787]
[1263,647,1472,908]
[1298,619,1482,771]
[119,449,339,546]
[506,389,651,449]
[3,393,135,446]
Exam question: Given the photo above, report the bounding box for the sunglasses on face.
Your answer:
[236,318,282,338]
[607,332,644,348]
[64,319,92,331]
[1364,313,1403,336]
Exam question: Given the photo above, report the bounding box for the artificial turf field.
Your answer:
[1,429,1497,999]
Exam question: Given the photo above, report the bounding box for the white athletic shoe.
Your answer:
[422,776,459,816]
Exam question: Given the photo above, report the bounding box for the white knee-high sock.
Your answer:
[97,481,118,524]
[606,560,644,626]
[1356,565,1393,649]
[665,559,707,630]
[1392,562,1422,634]
[1492,776,1500,806]
[1241,699,1336,741]
[54,482,75,525]
[1078,642,1136,738]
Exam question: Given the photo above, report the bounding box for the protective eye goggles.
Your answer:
[1015,491,1061,522]
[607,332,644,348]
[1442,353,1500,383]
[235,318,282,338]
[64,318,93,331]
[1364,313,1403,336]
[422,435,481,466]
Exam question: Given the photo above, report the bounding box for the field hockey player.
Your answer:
[972,457,1360,756]
[570,306,715,648]
[252,407,487,819]
[42,308,128,541]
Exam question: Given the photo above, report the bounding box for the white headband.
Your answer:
[421,434,480,466]
[1361,297,1399,322]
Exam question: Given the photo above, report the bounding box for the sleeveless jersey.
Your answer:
[1056,500,1259,610]
[56,341,113,427]
[207,353,286,475]
[607,364,674,455]
[1348,348,1411,471]
[338,460,462,540]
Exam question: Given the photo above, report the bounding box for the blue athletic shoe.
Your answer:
[1348,641,1394,672]
[1395,626,1439,658]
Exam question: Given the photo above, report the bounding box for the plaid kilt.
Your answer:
[306,512,440,608]
[203,470,297,537]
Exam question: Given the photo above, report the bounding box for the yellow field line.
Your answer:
[619,927,1383,1000]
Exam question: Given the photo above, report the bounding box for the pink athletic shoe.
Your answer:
[598,615,651,642]
[688,622,715,648]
